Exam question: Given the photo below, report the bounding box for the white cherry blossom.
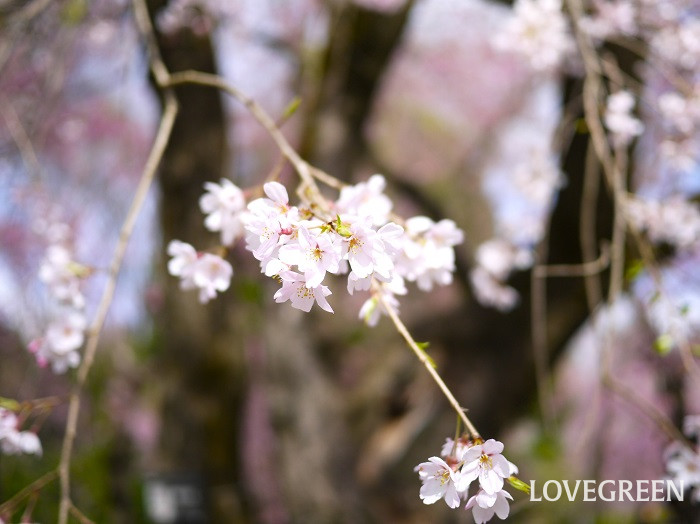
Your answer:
[604,90,644,147]
[398,217,463,291]
[0,408,42,457]
[29,310,87,374]
[342,218,397,281]
[167,240,233,303]
[665,442,700,498]
[192,253,233,304]
[199,178,246,246]
[465,489,513,523]
[494,0,573,72]
[459,439,512,494]
[38,245,85,308]
[335,174,393,226]
[470,267,519,311]
[415,456,462,509]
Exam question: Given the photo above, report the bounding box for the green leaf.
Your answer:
[62,0,87,25]
[281,97,302,120]
[415,341,436,368]
[625,259,644,281]
[654,334,674,355]
[575,118,589,134]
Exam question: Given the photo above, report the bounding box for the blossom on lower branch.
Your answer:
[415,437,520,522]
[28,309,87,374]
[466,489,514,523]
[0,408,42,457]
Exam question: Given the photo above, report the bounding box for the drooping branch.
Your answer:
[56,0,179,522]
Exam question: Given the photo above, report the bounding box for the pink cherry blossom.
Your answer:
[278,226,342,288]
[273,271,333,313]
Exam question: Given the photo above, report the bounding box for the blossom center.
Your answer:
[479,454,493,470]
[296,284,314,299]
[348,236,363,253]
[438,468,451,485]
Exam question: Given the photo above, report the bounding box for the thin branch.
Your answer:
[533,244,610,278]
[376,287,481,440]
[70,501,96,524]
[602,375,694,450]
[579,139,604,310]
[530,246,556,433]
[164,70,329,211]
[56,1,180,522]
[0,99,43,180]
[0,469,57,515]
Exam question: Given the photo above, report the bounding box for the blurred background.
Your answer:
[1,0,699,522]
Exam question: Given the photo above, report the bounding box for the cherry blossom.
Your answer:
[278,226,343,288]
[441,436,472,460]
[604,90,644,147]
[465,489,513,523]
[167,240,199,286]
[579,0,636,41]
[493,0,573,72]
[0,408,42,457]
[342,218,396,281]
[398,217,462,291]
[665,442,700,500]
[39,245,85,308]
[273,271,333,313]
[475,239,532,282]
[167,240,233,303]
[244,182,299,261]
[28,310,87,374]
[683,415,700,438]
[624,195,700,249]
[335,174,393,226]
[459,439,512,495]
[199,178,246,246]
[358,276,406,327]
[470,267,519,312]
[191,253,234,304]
[415,456,462,508]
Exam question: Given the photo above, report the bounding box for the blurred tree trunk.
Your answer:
[145,2,248,520]
[300,2,414,181]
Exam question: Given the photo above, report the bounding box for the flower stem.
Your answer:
[376,290,481,439]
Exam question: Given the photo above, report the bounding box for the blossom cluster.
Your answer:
[665,415,700,503]
[28,223,89,374]
[415,437,518,523]
[471,146,563,312]
[624,195,700,250]
[168,175,463,325]
[493,0,573,72]
[0,408,42,457]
